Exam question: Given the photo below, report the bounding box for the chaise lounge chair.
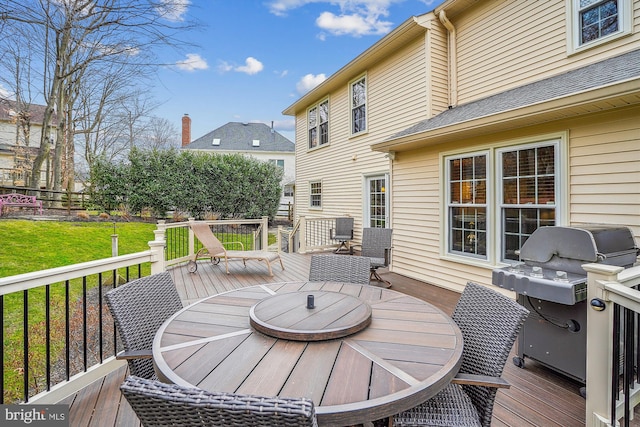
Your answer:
[187,222,284,276]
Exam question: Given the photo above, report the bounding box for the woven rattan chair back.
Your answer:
[452,282,529,426]
[121,375,318,427]
[360,227,392,261]
[308,254,371,285]
[105,272,183,379]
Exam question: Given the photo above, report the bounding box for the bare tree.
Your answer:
[0,0,197,193]
[140,116,180,151]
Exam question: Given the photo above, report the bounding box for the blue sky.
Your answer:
[155,0,444,143]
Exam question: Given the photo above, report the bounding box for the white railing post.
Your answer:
[584,263,625,427]
[277,225,283,253]
[261,216,269,250]
[188,218,196,257]
[149,220,167,274]
[299,216,307,254]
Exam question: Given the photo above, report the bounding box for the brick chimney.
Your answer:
[181,114,191,146]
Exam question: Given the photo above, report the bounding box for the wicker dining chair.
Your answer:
[393,282,529,427]
[354,227,393,287]
[330,217,355,254]
[308,254,371,285]
[120,375,318,427]
[105,272,183,379]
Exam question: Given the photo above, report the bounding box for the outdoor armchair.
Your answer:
[120,375,318,427]
[392,282,529,427]
[330,217,354,254]
[308,254,371,285]
[104,272,183,379]
[353,227,393,288]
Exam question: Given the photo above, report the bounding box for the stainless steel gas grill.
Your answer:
[492,225,638,387]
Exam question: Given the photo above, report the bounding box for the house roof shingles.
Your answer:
[184,122,295,153]
[386,48,640,142]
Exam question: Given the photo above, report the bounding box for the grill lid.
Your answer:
[518,226,599,264]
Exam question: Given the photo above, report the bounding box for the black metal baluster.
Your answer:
[624,307,633,427]
[23,289,28,402]
[98,273,103,363]
[82,276,87,371]
[45,285,51,391]
[65,280,70,381]
[1,294,4,404]
[612,303,620,426]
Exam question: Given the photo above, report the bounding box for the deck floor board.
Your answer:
[62,251,600,426]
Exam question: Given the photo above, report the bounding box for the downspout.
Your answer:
[438,10,458,108]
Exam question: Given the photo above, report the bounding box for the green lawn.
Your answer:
[0,220,157,278]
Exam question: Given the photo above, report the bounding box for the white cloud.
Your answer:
[235,57,264,75]
[219,57,264,75]
[175,53,208,71]
[156,0,190,22]
[296,73,327,95]
[267,0,402,37]
[0,84,11,99]
[316,11,391,36]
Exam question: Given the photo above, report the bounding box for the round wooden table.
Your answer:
[153,281,463,426]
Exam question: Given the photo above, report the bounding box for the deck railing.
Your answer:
[586,263,640,427]
[278,216,345,253]
[0,218,272,405]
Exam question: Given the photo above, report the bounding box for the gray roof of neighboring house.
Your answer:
[0,98,51,123]
[387,48,640,140]
[184,122,295,152]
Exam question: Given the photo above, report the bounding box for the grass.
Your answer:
[0,219,157,403]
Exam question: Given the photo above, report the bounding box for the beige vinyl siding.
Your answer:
[294,31,433,233]
[453,0,640,105]
[428,23,450,114]
[569,106,640,232]
[390,105,640,293]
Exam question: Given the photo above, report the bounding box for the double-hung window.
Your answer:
[308,100,329,149]
[310,181,322,209]
[445,140,561,264]
[351,76,367,135]
[569,0,631,52]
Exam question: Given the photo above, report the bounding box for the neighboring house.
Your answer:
[0,98,51,186]
[284,0,640,293]
[180,115,296,208]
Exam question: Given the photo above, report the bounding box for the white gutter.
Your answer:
[439,10,458,108]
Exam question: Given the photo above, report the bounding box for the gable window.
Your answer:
[351,76,367,135]
[444,139,561,264]
[269,159,285,168]
[308,100,329,149]
[310,181,322,209]
[569,0,631,51]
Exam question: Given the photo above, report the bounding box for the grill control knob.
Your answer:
[530,266,543,278]
[554,271,568,282]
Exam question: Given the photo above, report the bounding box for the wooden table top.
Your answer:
[153,281,463,426]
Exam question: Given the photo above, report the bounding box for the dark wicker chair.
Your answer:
[120,375,318,427]
[105,272,183,379]
[393,282,529,427]
[354,227,393,287]
[308,254,371,285]
[330,217,354,253]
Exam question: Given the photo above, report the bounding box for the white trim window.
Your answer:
[446,153,488,259]
[351,75,367,135]
[365,175,388,228]
[445,140,561,263]
[310,181,322,209]
[569,0,632,51]
[308,100,329,149]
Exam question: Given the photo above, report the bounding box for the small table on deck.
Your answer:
[153,281,463,426]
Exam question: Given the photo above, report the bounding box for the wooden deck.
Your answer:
[60,251,589,426]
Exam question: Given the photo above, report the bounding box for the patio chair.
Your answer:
[392,282,529,427]
[308,254,371,285]
[187,222,284,276]
[330,217,354,254]
[354,227,393,288]
[120,375,318,427]
[104,272,183,379]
